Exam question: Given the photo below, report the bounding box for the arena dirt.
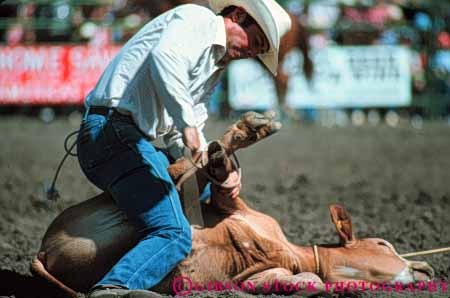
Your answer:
[0,116,449,298]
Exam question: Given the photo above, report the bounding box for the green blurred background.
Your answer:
[0,0,449,122]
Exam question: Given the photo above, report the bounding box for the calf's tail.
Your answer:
[30,252,79,298]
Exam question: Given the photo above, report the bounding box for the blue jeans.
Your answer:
[77,109,192,290]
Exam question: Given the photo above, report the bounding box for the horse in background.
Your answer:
[276,12,313,118]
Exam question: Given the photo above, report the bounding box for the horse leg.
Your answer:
[242,268,324,296]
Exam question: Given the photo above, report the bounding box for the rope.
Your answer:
[183,144,242,190]
[200,153,242,189]
[45,130,79,201]
[400,247,450,258]
[313,245,320,275]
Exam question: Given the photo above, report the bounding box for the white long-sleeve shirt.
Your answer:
[85,4,226,159]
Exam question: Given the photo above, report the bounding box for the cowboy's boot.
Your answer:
[87,285,162,298]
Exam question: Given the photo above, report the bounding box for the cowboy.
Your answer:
[77,0,291,297]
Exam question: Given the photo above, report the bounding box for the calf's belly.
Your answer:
[40,194,142,291]
[38,194,224,293]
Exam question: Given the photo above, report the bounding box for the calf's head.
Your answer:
[321,205,434,285]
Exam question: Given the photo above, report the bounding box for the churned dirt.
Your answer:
[0,115,449,298]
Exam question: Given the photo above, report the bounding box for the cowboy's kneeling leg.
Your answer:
[96,148,192,290]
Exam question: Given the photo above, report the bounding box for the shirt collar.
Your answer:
[213,15,227,49]
[212,16,227,67]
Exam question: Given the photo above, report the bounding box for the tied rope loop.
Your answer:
[182,144,242,190]
[182,146,208,170]
[45,129,80,201]
[209,151,241,190]
[313,245,320,275]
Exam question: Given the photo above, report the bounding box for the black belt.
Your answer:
[87,106,112,116]
[87,106,134,124]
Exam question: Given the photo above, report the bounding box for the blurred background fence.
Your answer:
[0,0,449,125]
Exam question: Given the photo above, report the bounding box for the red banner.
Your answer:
[0,45,120,105]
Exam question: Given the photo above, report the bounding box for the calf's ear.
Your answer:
[329,204,355,245]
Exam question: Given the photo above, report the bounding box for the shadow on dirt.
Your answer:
[0,270,68,298]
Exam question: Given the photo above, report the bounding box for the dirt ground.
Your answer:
[0,115,449,298]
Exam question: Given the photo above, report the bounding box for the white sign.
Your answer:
[228,46,412,110]
[227,58,278,110]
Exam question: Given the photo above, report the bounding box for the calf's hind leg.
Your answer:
[243,268,324,296]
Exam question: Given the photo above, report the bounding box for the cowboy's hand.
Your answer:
[183,126,200,153]
[214,170,241,200]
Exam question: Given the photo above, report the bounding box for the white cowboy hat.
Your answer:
[209,0,292,76]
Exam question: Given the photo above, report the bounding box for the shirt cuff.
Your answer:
[166,130,208,161]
